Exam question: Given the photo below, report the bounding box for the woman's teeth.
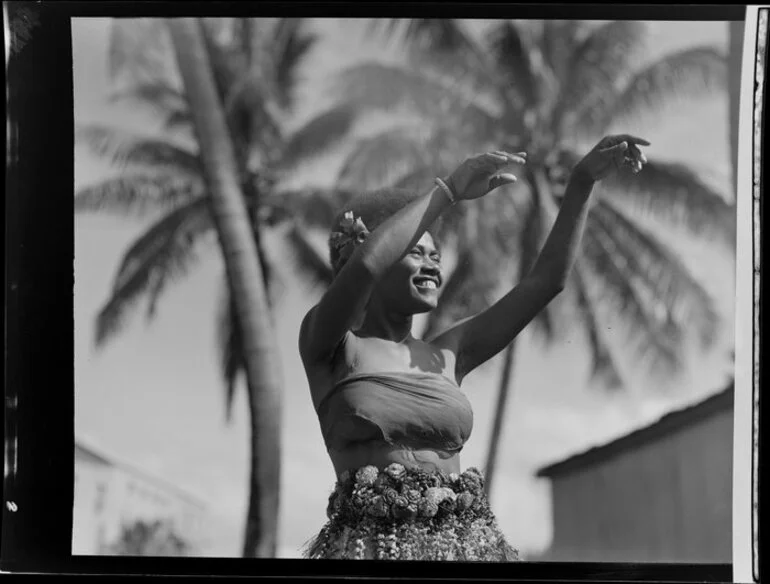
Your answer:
[415,279,437,290]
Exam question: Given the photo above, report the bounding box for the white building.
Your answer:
[73,435,208,555]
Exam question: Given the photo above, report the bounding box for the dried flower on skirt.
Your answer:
[302,465,518,561]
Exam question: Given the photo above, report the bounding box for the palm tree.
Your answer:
[106,518,192,556]
[75,18,354,556]
[330,19,735,498]
[167,17,287,558]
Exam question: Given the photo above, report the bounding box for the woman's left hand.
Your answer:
[573,134,650,183]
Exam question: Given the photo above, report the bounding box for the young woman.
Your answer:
[299,135,649,560]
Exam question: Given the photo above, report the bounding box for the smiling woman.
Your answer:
[298,138,651,560]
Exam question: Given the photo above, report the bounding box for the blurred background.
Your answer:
[73,17,740,561]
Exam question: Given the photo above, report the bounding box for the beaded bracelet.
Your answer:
[434,177,457,205]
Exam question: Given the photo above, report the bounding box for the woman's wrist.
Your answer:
[568,165,596,193]
[434,177,459,205]
[565,167,596,203]
[569,163,596,187]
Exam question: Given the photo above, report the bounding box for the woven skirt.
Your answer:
[302,464,518,561]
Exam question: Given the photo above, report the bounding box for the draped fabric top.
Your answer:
[315,371,474,452]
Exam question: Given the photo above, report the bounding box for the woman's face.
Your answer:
[375,232,443,314]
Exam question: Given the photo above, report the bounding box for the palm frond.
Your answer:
[554,21,647,136]
[372,18,477,54]
[75,173,203,217]
[335,62,495,126]
[199,17,243,100]
[522,206,558,343]
[391,165,437,192]
[392,20,507,118]
[283,222,334,290]
[233,17,259,68]
[94,197,211,347]
[279,103,359,169]
[592,200,720,348]
[108,19,173,87]
[599,46,727,132]
[571,260,625,390]
[582,220,683,379]
[215,280,243,423]
[145,234,208,321]
[271,18,318,111]
[224,75,283,162]
[197,19,286,168]
[368,18,497,91]
[111,196,210,293]
[107,80,188,122]
[365,18,402,41]
[519,168,559,343]
[541,20,587,82]
[336,128,431,190]
[597,159,736,247]
[250,222,277,310]
[263,187,352,230]
[164,109,194,133]
[487,20,540,109]
[200,23,280,169]
[406,49,502,119]
[76,124,202,176]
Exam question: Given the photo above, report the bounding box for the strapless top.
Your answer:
[315,371,474,452]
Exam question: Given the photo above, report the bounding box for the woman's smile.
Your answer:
[413,274,440,292]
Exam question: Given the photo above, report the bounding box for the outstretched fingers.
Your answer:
[488,173,518,190]
[611,134,651,147]
[488,151,527,166]
[599,137,649,174]
[628,143,647,164]
[600,141,629,168]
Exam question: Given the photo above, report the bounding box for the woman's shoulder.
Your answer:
[300,316,352,372]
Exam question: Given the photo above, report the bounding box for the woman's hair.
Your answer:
[328,187,432,276]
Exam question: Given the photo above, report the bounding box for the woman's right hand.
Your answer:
[445,151,527,201]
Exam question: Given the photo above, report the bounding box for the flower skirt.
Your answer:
[302,464,518,561]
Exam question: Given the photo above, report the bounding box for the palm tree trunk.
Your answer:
[484,168,545,502]
[483,336,519,500]
[168,19,283,558]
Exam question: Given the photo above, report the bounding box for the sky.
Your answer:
[72,18,737,558]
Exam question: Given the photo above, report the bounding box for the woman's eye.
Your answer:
[431,255,442,263]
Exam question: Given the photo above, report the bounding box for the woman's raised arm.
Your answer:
[429,135,650,382]
[299,151,526,364]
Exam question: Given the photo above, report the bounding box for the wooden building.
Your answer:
[535,385,733,563]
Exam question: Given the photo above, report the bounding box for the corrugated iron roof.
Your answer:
[536,383,734,478]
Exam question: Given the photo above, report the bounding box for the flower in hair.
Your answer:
[330,211,369,263]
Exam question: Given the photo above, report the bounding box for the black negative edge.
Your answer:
[0,1,744,580]
[52,1,744,21]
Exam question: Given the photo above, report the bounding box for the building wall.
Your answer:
[545,407,733,563]
[72,444,207,555]
[108,466,206,548]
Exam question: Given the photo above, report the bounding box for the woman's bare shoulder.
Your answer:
[302,324,355,408]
